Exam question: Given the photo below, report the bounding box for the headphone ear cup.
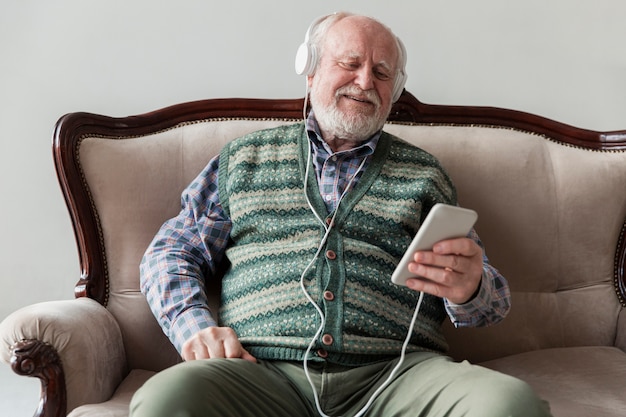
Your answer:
[295,42,317,76]
[296,15,328,76]
[391,37,408,102]
[392,70,407,102]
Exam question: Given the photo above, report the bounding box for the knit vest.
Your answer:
[218,123,457,366]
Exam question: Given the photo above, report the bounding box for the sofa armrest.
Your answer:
[0,297,127,416]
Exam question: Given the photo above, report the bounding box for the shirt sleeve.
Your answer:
[139,155,231,354]
[443,228,511,327]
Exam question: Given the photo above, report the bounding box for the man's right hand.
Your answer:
[181,326,257,363]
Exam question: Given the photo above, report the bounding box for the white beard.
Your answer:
[310,84,389,142]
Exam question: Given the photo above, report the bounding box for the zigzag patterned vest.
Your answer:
[218,123,456,366]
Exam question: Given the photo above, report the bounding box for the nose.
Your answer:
[353,67,374,91]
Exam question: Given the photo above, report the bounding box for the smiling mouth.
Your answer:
[335,86,381,108]
[344,94,373,105]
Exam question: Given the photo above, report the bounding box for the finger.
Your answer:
[414,250,469,276]
[433,237,480,257]
[407,262,482,304]
[406,272,469,302]
[405,276,445,298]
[447,254,464,272]
[182,339,210,361]
[222,336,251,360]
[241,348,258,363]
[409,259,458,284]
[181,346,195,361]
[207,339,226,359]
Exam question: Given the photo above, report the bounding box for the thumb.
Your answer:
[241,348,257,363]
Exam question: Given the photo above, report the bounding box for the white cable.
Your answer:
[303,82,310,121]
[350,291,425,417]
[301,288,425,417]
[300,135,422,417]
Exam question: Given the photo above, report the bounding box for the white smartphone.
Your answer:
[391,203,478,286]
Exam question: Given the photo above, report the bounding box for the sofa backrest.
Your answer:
[385,123,626,362]
[55,92,626,370]
[78,119,294,370]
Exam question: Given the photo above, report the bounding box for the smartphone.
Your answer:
[391,203,478,286]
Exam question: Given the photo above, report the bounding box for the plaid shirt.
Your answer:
[306,113,379,212]
[140,114,511,353]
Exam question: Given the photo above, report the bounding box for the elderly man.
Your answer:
[130,12,551,417]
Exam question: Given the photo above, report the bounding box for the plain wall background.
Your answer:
[1,0,625,322]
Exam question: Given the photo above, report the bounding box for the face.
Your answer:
[309,16,399,143]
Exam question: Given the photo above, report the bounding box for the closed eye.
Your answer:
[338,60,360,71]
[374,69,392,81]
[336,59,393,81]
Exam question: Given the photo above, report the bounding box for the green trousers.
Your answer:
[130,352,551,417]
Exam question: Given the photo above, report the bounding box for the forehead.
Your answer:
[322,17,399,67]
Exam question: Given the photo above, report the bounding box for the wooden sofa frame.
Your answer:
[4,90,626,416]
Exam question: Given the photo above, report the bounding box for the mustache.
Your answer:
[335,86,381,107]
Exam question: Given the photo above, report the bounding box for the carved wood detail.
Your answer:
[616,221,626,307]
[11,339,67,417]
[30,89,625,416]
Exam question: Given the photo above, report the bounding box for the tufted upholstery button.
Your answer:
[322,334,334,345]
[325,250,336,260]
[317,349,329,358]
[323,290,335,301]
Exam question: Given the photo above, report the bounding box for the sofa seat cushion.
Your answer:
[67,347,626,417]
[480,346,626,417]
[67,347,626,416]
[67,369,156,417]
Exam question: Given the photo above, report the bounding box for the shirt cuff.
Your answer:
[444,272,494,327]
[169,306,218,354]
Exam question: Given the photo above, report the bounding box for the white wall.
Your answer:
[1,0,624,320]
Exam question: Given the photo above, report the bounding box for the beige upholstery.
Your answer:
[78,120,291,373]
[1,93,625,417]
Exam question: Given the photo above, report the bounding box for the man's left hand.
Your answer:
[404,237,483,304]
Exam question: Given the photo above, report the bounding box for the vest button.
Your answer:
[317,349,329,358]
[325,217,333,226]
[322,334,334,345]
[323,291,335,301]
[325,250,336,260]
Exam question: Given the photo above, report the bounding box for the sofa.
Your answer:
[1,91,625,417]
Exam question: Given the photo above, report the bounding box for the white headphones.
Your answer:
[295,14,408,102]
